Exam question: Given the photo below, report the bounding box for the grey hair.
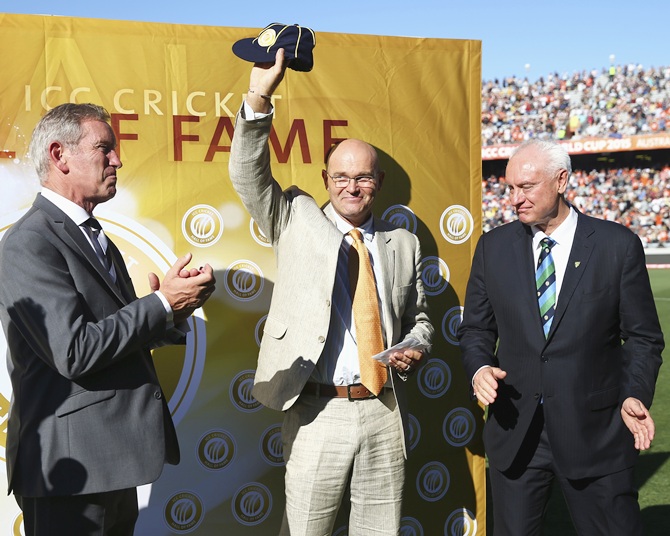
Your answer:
[28,103,112,182]
[508,139,572,179]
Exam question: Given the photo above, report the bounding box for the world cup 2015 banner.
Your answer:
[0,13,483,535]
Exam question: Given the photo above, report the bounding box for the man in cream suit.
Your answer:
[0,103,216,536]
[229,49,433,535]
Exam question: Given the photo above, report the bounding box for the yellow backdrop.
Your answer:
[0,13,483,535]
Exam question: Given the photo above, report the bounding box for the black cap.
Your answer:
[232,23,316,72]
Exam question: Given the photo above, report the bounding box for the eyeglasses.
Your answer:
[325,172,377,188]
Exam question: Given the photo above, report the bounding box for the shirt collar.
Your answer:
[333,212,375,242]
[532,205,578,250]
[41,187,92,226]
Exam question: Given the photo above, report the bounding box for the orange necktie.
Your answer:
[349,229,387,395]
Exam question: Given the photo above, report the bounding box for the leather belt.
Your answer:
[302,382,388,400]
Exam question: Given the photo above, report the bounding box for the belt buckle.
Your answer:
[347,384,374,401]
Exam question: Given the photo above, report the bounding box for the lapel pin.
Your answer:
[574,261,581,268]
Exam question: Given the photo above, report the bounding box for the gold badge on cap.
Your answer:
[257,29,277,47]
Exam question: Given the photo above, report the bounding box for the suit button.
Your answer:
[154,391,162,400]
[318,336,325,343]
[326,300,331,307]
[541,356,548,363]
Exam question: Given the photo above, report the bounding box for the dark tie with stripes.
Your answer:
[536,237,556,337]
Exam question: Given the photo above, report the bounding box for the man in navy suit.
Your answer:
[458,139,663,535]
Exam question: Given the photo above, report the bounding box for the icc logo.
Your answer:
[400,516,424,536]
[442,306,464,346]
[417,359,452,399]
[445,508,478,536]
[250,218,272,248]
[421,256,450,296]
[164,491,204,533]
[381,204,417,234]
[416,461,450,502]
[442,408,476,448]
[229,370,262,412]
[181,204,224,247]
[224,260,264,302]
[440,205,473,244]
[260,424,284,466]
[232,482,272,526]
[408,413,421,452]
[196,430,236,471]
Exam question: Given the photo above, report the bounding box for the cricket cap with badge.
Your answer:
[232,22,316,72]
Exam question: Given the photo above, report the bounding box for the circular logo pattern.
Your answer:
[258,28,277,47]
[232,482,272,526]
[12,513,23,536]
[229,370,262,412]
[181,204,224,247]
[417,359,452,399]
[196,429,236,471]
[164,491,204,533]
[332,525,348,536]
[442,408,476,448]
[442,306,464,346]
[250,218,272,248]
[440,205,474,244]
[416,461,450,502]
[444,508,477,536]
[381,204,417,234]
[259,424,284,466]
[224,260,264,302]
[400,516,424,536]
[421,256,450,296]
[254,315,267,347]
[408,413,421,452]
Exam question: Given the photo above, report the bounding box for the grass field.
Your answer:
[487,268,670,535]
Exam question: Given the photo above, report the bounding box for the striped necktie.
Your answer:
[348,229,387,395]
[536,237,556,337]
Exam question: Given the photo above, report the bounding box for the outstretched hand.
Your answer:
[148,253,216,323]
[621,397,655,450]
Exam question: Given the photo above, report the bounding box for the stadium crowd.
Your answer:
[482,64,670,144]
[482,64,670,247]
[483,165,670,247]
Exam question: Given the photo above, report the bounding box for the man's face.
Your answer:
[322,139,384,227]
[505,146,566,232]
[61,119,121,209]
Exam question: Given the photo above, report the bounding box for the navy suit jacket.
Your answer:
[458,210,663,479]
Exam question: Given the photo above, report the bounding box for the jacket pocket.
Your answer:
[263,316,288,340]
[587,386,620,411]
[56,389,116,417]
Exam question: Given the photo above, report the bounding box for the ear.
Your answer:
[49,142,69,173]
[556,168,568,194]
[322,169,329,191]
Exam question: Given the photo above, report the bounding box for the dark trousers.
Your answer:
[489,405,642,536]
[17,488,138,536]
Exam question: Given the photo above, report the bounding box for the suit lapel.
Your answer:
[374,225,395,347]
[34,195,128,303]
[547,214,594,340]
[511,224,546,336]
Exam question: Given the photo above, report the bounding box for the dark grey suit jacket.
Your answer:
[458,211,663,479]
[0,194,179,497]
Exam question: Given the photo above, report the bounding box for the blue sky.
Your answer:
[3,1,668,81]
